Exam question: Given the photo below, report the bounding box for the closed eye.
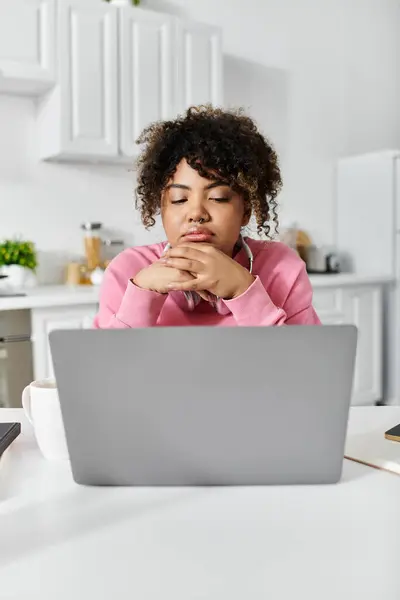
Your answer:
[210,197,230,203]
[171,199,187,204]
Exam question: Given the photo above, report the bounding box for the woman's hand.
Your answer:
[161,243,255,299]
[133,261,195,294]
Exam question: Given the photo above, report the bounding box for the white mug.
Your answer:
[21,378,69,461]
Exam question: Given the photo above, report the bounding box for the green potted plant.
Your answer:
[0,239,38,288]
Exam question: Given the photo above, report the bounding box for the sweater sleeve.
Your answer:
[93,251,167,329]
[223,265,321,327]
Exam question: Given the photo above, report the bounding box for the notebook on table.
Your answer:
[345,410,400,476]
[0,423,21,459]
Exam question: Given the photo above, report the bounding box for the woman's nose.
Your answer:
[187,202,210,223]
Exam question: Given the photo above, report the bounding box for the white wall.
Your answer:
[0,96,164,283]
[148,0,400,244]
[0,0,399,281]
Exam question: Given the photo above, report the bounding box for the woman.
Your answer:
[94,105,320,328]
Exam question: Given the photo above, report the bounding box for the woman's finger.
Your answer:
[161,257,204,273]
[167,277,203,292]
[164,245,207,262]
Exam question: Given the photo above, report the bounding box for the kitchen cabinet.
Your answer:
[0,0,55,95]
[27,281,384,407]
[31,304,97,380]
[38,0,119,161]
[118,8,174,158]
[312,284,383,406]
[175,20,223,113]
[37,1,223,162]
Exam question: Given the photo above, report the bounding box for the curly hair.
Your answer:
[135,105,282,238]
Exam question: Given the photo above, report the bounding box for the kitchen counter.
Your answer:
[308,273,392,287]
[0,274,392,312]
[0,285,99,311]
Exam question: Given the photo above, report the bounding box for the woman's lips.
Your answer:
[182,228,214,243]
[182,233,214,242]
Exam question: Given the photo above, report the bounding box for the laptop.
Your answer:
[49,325,357,486]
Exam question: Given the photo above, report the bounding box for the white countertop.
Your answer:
[0,285,99,311]
[1,407,400,600]
[308,272,392,287]
[0,274,392,311]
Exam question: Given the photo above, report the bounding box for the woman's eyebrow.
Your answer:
[205,180,230,190]
[164,181,229,191]
[164,183,191,191]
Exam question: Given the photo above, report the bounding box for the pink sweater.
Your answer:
[93,238,320,328]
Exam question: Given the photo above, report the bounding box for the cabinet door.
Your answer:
[0,0,55,94]
[31,305,97,380]
[175,20,223,113]
[341,287,383,406]
[119,8,174,158]
[312,288,343,324]
[57,0,119,157]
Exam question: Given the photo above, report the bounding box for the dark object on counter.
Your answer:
[384,423,400,443]
[0,422,21,457]
[306,246,341,274]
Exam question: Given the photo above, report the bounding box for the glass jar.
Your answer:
[81,222,103,271]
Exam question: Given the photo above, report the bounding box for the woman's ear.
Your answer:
[241,209,251,227]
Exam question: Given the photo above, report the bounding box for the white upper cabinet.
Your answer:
[119,8,174,158]
[175,20,223,113]
[0,0,55,95]
[33,1,223,162]
[38,0,119,161]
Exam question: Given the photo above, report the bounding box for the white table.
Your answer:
[1,408,400,600]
